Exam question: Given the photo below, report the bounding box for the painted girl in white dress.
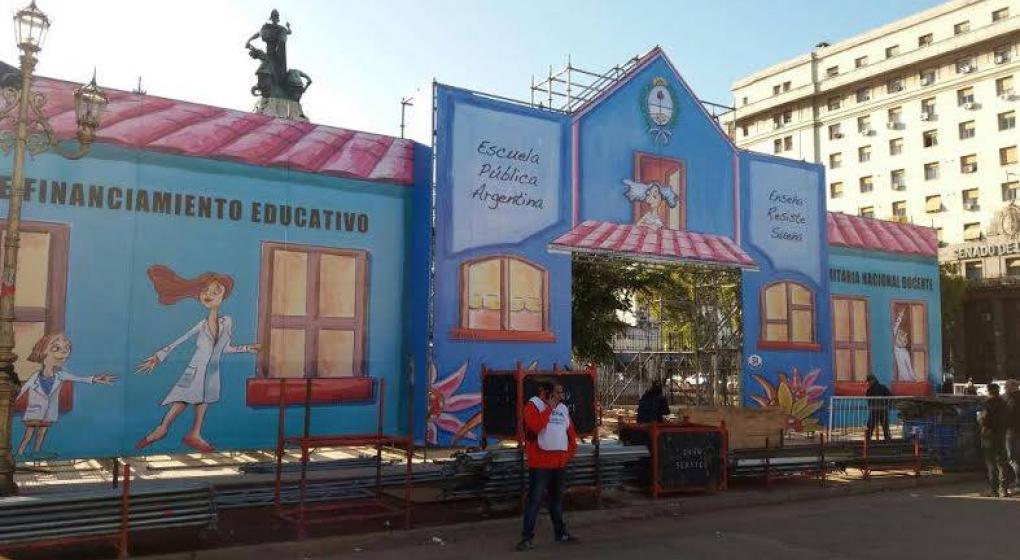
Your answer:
[623,179,679,229]
[16,333,117,456]
[134,265,259,453]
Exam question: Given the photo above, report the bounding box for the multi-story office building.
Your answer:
[723,0,1019,381]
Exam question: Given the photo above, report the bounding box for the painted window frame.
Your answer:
[1,220,71,410]
[631,151,687,231]
[452,254,553,342]
[831,296,871,382]
[759,281,820,351]
[891,300,929,384]
[256,242,369,379]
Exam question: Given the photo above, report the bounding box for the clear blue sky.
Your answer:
[11,0,946,141]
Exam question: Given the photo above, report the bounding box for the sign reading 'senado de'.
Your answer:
[953,240,1020,260]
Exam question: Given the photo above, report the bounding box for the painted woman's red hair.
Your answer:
[147,265,235,305]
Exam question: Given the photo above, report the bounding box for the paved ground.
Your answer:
[323,482,1019,560]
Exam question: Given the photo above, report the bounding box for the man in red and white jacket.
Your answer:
[516,380,579,551]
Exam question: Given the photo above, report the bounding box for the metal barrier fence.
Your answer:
[827,396,913,443]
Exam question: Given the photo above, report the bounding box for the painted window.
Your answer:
[631,153,685,231]
[455,255,551,341]
[761,281,816,348]
[833,296,870,382]
[892,301,928,382]
[257,243,368,378]
[0,221,68,382]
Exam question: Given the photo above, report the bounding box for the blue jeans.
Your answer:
[521,468,567,541]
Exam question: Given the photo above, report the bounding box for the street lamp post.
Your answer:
[0,1,107,496]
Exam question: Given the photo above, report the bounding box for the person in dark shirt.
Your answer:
[964,378,978,395]
[637,380,670,424]
[978,383,1010,497]
[865,375,891,442]
[1002,379,1020,492]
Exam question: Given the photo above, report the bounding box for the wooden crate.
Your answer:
[676,407,788,450]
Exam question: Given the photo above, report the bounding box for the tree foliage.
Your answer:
[939,262,968,368]
[570,256,649,366]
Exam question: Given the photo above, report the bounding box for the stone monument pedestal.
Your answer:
[254,97,308,121]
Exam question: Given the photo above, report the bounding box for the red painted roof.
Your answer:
[32,77,414,185]
[827,212,938,257]
[549,221,757,269]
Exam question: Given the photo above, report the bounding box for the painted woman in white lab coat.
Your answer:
[135,265,260,453]
[623,179,679,230]
[16,333,117,455]
[893,308,915,382]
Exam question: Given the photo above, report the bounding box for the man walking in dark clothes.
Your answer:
[978,383,1010,497]
[1002,380,1020,492]
[865,375,892,441]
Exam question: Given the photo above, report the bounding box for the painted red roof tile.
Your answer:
[31,77,414,185]
[549,221,757,269]
[826,212,938,257]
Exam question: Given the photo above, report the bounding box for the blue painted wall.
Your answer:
[1,144,419,459]
[829,247,942,390]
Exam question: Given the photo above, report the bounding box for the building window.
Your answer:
[1006,257,1020,278]
[918,33,933,47]
[885,45,900,59]
[926,194,943,213]
[830,182,844,198]
[855,56,869,68]
[993,7,1009,22]
[1000,110,1016,131]
[761,281,816,348]
[860,206,875,218]
[1004,180,1020,202]
[773,139,783,154]
[827,66,839,78]
[892,200,907,217]
[741,125,748,137]
[919,69,936,86]
[964,222,982,241]
[858,145,871,163]
[456,255,551,340]
[773,84,781,96]
[833,296,870,382]
[784,136,793,151]
[891,169,905,190]
[924,162,939,181]
[890,138,903,155]
[892,301,928,383]
[959,120,976,139]
[258,243,368,379]
[995,46,1013,64]
[827,96,842,111]
[964,260,983,279]
[958,87,975,106]
[856,87,871,103]
[783,81,791,92]
[921,97,936,118]
[954,21,970,35]
[829,153,842,169]
[632,153,686,230]
[860,176,873,193]
[887,106,902,126]
[955,57,975,74]
[997,76,1015,97]
[923,129,938,148]
[961,154,978,174]
[962,188,980,210]
[0,220,69,383]
[857,115,871,134]
[829,123,842,139]
[1002,145,1018,166]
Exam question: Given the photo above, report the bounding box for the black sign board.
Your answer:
[654,428,724,494]
[481,369,597,439]
[481,373,519,438]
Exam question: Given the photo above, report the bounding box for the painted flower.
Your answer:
[427,361,481,445]
[751,368,826,432]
